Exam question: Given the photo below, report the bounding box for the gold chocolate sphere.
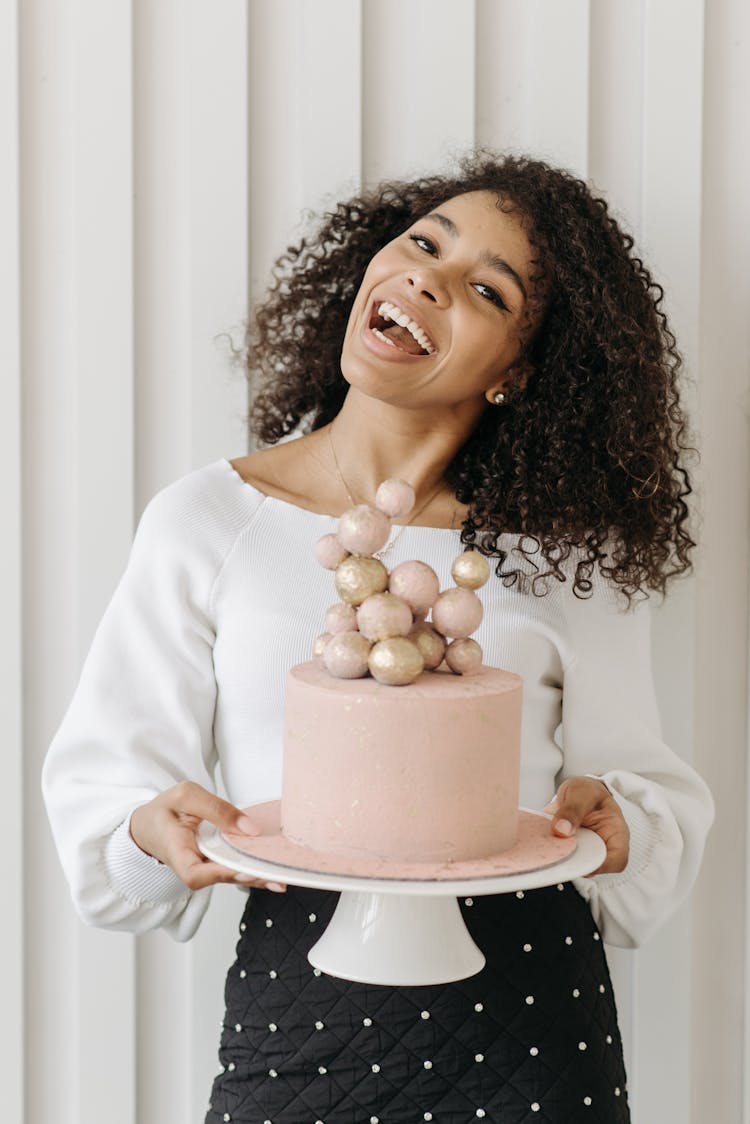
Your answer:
[445,636,483,675]
[408,622,447,670]
[368,636,424,686]
[335,555,389,606]
[451,551,490,590]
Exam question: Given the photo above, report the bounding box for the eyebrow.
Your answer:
[424,211,528,301]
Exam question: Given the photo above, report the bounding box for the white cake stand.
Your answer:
[197,816,606,986]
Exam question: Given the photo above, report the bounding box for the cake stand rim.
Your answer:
[196,808,606,896]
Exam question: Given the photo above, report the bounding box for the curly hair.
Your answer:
[245,151,696,602]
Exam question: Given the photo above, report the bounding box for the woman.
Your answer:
[43,152,713,1122]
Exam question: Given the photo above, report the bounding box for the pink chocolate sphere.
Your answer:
[431,587,483,638]
[325,602,359,635]
[337,504,391,556]
[388,560,440,617]
[374,478,416,519]
[408,621,447,670]
[357,592,413,642]
[445,637,483,675]
[323,631,372,679]
[314,533,349,570]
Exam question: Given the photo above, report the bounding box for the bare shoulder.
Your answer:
[229,434,341,514]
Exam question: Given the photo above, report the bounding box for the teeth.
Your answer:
[372,327,397,348]
[377,301,436,355]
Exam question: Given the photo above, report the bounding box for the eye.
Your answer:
[473,283,508,312]
[408,232,438,255]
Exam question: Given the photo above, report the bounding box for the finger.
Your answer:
[170,781,261,836]
[550,777,608,836]
[163,822,244,888]
[233,875,287,892]
[584,820,630,876]
[179,855,243,890]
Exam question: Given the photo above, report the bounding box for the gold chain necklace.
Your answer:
[327,426,446,560]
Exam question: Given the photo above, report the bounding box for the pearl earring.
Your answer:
[492,391,506,405]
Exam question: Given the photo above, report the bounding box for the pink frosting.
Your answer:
[282,662,522,863]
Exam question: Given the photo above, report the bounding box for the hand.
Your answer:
[129,781,286,893]
[544,776,630,876]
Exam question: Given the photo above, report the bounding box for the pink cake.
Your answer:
[281,660,523,864]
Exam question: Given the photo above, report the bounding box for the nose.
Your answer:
[405,266,449,305]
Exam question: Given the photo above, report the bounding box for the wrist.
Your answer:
[128,805,160,862]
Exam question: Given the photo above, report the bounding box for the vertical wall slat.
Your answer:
[248,0,362,301]
[696,1,750,1121]
[132,3,252,1119]
[297,1,363,208]
[588,0,645,232]
[185,1,251,1114]
[20,2,84,1118]
[636,3,705,1118]
[0,0,23,1117]
[21,1,138,1121]
[133,0,192,511]
[131,3,199,1120]
[187,0,250,469]
[475,0,590,176]
[362,0,476,184]
[73,1,137,1119]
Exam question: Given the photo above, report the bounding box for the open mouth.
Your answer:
[368,301,437,356]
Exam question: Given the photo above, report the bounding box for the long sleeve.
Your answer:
[556,572,714,947]
[42,468,261,941]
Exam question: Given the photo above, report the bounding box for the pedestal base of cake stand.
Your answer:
[309,890,484,984]
[197,820,605,986]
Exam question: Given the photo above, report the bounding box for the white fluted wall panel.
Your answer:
[588,1,645,230]
[7,2,749,1121]
[248,0,361,296]
[696,1,750,1121]
[476,0,590,176]
[131,3,250,1120]
[362,0,475,182]
[20,3,136,1123]
[1,0,23,1118]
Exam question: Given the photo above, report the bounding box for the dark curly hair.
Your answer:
[245,151,696,602]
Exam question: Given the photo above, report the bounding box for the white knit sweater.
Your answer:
[42,460,714,946]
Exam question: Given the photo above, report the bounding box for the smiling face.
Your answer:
[340,190,538,414]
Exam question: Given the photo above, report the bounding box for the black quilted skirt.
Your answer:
[206,883,630,1124]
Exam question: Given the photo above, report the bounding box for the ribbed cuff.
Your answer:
[103,817,190,907]
[589,786,659,890]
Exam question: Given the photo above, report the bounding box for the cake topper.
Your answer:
[313,479,490,685]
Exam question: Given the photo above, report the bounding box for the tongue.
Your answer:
[382,323,424,355]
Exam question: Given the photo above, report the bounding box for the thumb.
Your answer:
[547,777,604,838]
[542,799,575,837]
[544,788,581,838]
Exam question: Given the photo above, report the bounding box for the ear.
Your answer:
[485,360,534,404]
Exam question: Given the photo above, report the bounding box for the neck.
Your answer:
[325,390,482,510]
